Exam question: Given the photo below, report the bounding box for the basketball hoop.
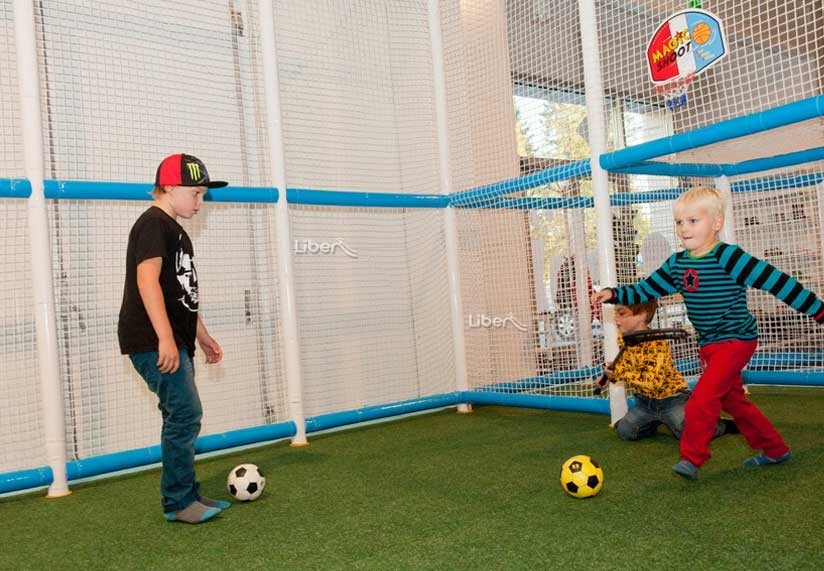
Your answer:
[656,72,696,110]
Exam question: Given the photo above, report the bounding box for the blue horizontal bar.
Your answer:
[0,466,53,494]
[305,393,461,433]
[474,196,594,210]
[613,162,725,177]
[0,420,297,493]
[474,171,824,211]
[607,147,824,180]
[195,421,296,452]
[461,391,609,414]
[42,180,279,203]
[44,180,153,200]
[0,178,32,198]
[743,370,824,386]
[724,147,824,177]
[65,420,297,480]
[209,186,279,203]
[601,95,824,171]
[732,173,824,193]
[287,188,448,208]
[66,445,162,480]
[478,367,603,392]
[450,160,591,207]
[748,353,824,369]
[610,187,686,206]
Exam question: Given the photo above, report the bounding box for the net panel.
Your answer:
[596,0,824,160]
[441,1,559,394]
[34,0,270,184]
[289,205,455,417]
[0,2,24,178]
[48,200,287,460]
[182,203,288,430]
[273,0,438,194]
[441,0,521,192]
[0,200,46,473]
[730,164,824,368]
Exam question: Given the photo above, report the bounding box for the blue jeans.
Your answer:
[615,391,725,441]
[130,349,202,513]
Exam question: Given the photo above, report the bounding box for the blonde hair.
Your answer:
[151,185,168,199]
[673,186,725,220]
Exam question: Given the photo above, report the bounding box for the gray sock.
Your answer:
[165,501,221,524]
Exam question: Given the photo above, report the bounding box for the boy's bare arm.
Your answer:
[136,257,179,373]
[196,315,223,365]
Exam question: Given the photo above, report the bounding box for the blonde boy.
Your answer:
[593,187,824,479]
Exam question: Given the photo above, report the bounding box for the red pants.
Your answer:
[680,339,789,467]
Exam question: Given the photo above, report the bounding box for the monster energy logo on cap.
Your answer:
[186,160,202,182]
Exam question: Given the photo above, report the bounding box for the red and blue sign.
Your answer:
[646,9,728,84]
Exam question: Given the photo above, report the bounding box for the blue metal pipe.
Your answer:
[305,394,462,433]
[42,180,279,203]
[461,391,610,414]
[601,95,824,171]
[743,371,824,386]
[0,178,32,198]
[450,160,591,206]
[287,188,448,208]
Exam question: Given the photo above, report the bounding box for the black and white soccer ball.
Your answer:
[227,463,266,501]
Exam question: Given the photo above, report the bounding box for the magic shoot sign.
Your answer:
[646,9,728,84]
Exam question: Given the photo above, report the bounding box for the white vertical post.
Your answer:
[258,0,307,445]
[427,0,471,412]
[817,181,824,267]
[570,208,594,365]
[578,0,626,423]
[716,176,736,243]
[13,0,70,497]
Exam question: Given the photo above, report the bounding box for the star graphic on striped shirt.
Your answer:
[683,268,700,292]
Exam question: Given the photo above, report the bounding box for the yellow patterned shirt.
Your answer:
[611,336,688,399]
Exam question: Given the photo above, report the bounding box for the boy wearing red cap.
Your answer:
[119,154,228,523]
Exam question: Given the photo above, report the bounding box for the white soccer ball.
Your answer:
[227,463,266,501]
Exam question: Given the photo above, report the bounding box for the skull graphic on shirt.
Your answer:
[176,248,199,312]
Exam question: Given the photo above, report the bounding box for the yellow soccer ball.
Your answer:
[560,455,604,498]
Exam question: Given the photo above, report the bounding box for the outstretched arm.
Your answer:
[590,255,679,307]
[716,243,824,323]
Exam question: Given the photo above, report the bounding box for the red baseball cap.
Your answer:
[154,153,228,188]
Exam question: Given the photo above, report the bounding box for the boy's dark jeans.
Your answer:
[615,391,726,441]
[130,348,202,513]
[615,391,689,440]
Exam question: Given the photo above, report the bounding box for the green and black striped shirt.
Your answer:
[608,242,824,346]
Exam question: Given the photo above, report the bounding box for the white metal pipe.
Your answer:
[578,0,626,422]
[817,181,824,282]
[258,0,307,445]
[427,0,470,412]
[570,208,594,365]
[716,176,736,243]
[13,0,70,497]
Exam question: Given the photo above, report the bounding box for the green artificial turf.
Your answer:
[1,386,822,570]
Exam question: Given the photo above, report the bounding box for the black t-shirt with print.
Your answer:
[118,206,199,356]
